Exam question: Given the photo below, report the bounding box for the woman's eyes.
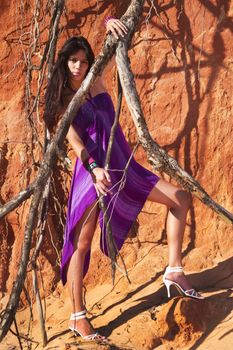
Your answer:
[69,58,88,64]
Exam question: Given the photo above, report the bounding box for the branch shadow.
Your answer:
[188,289,233,350]
[137,0,232,260]
[47,256,233,345]
[94,256,233,342]
[64,0,129,32]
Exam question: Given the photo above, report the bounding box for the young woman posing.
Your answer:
[44,18,203,342]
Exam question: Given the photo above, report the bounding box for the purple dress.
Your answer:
[61,92,159,284]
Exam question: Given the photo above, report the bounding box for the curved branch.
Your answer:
[116,40,233,225]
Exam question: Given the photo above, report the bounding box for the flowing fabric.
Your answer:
[61,92,160,284]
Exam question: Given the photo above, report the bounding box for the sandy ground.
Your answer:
[1,257,233,350]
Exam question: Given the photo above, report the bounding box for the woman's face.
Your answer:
[67,49,89,83]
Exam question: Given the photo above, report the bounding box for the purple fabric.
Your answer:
[61,92,159,284]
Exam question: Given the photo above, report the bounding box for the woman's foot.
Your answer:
[165,270,193,291]
[69,310,107,342]
[163,266,204,299]
[69,317,95,337]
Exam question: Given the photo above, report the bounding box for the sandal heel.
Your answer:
[69,310,107,342]
[163,266,204,300]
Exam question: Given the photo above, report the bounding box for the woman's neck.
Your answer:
[68,79,82,93]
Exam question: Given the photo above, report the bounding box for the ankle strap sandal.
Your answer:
[163,266,204,300]
[69,310,107,342]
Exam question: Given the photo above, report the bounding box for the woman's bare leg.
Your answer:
[67,201,99,336]
[147,178,192,290]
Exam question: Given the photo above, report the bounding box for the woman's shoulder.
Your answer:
[62,87,90,110]
[90,76,106,97]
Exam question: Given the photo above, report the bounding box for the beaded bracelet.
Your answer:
[87,161,98,172]
[104,15,115,28]
[83,157,99,173]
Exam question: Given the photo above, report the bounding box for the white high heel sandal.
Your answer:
[163,266,204,300]
[69,310,107,342]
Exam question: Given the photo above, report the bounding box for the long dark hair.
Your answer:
[44,36,95,131]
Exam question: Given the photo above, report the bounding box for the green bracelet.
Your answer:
[87,161,98,172]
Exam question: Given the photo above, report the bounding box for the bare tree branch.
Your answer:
[100,73,127,285]
[12,318,23,350]
[115,40,233,225]
[32,267,47,347]
[105,74,123,169]
[98,1,146,285]
[0,146,69,220]
[0,189,43,341]
[0,183,35,219]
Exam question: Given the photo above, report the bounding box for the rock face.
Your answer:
[0,1,233,349]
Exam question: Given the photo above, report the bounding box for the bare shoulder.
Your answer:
[90,76,107,97]
[90,57,115,95]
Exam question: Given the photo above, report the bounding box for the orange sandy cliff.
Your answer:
[0,1,233,349]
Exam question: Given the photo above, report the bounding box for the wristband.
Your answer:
[83,157,99,173]
[83,156,94,169]
[87,161,98,172]
[104,15,115,28]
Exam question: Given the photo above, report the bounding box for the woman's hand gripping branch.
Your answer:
[105,17,128,39]
[92,167,112,197]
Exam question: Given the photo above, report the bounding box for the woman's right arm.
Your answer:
[66,125,112,196]
[66,125,89,162]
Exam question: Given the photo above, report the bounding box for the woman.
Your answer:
[44,18,203,342]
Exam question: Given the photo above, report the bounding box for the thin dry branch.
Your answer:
[0,145,69,220]
[0,182,35,219]
[30,180,50,347]
[100,73,125,284]
[0,189,43,341]
[105,73,123,169]
[0,0,66,220]
[12,318,23,350]
[115,40,233,225]
[32,268,47,347]
[1,2,65,342]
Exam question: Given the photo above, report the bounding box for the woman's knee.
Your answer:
[76,236,92,255]
[176,189,191,210]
